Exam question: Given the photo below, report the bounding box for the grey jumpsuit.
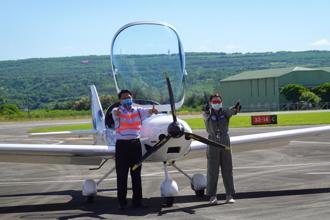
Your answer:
[204,107,237,197]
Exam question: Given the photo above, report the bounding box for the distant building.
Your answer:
[219,67,330,112]
[80,60,90,64]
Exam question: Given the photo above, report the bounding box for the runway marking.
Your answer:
[0,179,105,185]
[306,172,330,175]
[235,161,330,170]
[2,161,330,186]
[290,140,330,145]
[64,137,93,140]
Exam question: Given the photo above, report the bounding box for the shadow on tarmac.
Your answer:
[1,187,330,218]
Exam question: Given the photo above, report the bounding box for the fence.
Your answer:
[241,102,330,112]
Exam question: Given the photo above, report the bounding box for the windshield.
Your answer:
[111,22,185,111]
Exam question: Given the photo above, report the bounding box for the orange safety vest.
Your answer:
[115,110,142,134]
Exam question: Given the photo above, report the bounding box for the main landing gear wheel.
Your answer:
[194,189,205,198]
[191,183,205,198]
[82,179,97,203]
[165,197,175,207]
[86,195,95,203]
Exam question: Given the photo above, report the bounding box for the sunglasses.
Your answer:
[211,100,222,104]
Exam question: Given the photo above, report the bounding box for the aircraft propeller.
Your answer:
[132,73,229,171]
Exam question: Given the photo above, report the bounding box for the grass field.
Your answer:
[0,109,90,121]
[185,112,330,129]
[30,111,330,133]
[31,124,92,133]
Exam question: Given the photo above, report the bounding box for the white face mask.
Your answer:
[211,103,222,110]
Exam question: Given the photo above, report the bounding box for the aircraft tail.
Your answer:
[90,85,105,144]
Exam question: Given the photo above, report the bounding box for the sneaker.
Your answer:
[209,196,218,205]
[226,195,235,204]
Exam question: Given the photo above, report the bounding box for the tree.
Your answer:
[0,87,6,104]
[0,104,20,116]
[71,96,90,111]
[184,93,205,108]
[280,84,308,103]
[312,82,330,102]
[53,101,72,110]
[100,95,116,109]
[299,91,321,105]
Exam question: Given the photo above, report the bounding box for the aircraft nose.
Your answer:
[167,121,185,138]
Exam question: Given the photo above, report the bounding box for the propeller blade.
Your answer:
[164,72,177,122]
[132,135,171,171]
[184,132,230,151]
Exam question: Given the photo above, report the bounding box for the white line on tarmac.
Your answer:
[306,172,330,175]
[235,161,330,170]
[2,161,330,186]
[0,121,89,129]
[290,140,330,145]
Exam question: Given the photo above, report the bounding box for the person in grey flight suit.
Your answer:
[203,93,241,205]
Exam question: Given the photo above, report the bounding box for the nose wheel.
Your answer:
[160,162,179,207]
[165,197,175,207]
[193,188,205,198]
[86,195,95,203]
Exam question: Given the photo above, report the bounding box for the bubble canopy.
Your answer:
[110,22,186,111]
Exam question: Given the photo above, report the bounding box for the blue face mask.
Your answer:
[122,98,133,107]
[211,103,222,110]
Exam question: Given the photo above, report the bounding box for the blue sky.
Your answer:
[1,0,330,61]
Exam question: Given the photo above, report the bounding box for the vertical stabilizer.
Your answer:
[90,85,105,144]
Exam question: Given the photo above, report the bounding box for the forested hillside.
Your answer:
[1,51,330,110]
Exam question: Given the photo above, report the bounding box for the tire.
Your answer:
[195,189,205,198]
[165,197,174,207]
[86,195,95,203]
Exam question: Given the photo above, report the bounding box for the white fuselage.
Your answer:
[104,114,193,163]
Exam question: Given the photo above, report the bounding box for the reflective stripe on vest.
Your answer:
[118,112,140,119]
[116,111,142,134]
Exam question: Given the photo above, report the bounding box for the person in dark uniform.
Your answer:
[203,93,241,205]
[112,89,158,210]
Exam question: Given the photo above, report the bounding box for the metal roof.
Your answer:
[221,66,330,82]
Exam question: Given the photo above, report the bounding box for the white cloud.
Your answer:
[311,39,330,46]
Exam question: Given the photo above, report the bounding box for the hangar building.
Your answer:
[219,67,330,111]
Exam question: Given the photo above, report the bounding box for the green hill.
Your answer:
[1,51,330,110]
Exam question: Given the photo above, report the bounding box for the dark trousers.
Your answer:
[115,139,142,207]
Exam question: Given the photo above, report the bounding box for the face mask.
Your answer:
[211,103,222,110]
[122,98,133,107]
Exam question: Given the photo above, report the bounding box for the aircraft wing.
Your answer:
[29,129,97,136]
[190,125,330,150]
[0,143,115,165]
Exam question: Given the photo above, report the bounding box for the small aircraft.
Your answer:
[1,21,330,206]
